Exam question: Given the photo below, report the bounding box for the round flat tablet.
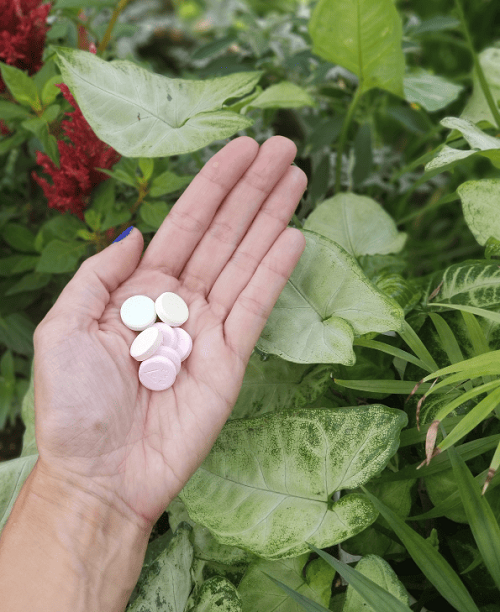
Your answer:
[155,345,181,374]
[151,322,178,350]
[173,327,193,361]
[130,326,162,361]
[139,356,176,391]
[155,292,189,327]
[120,295,156,331]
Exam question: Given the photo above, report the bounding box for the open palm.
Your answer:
[32,136,307,529]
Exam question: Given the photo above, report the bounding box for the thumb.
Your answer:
[38,226,144,331]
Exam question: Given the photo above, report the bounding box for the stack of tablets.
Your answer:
[120,292,192,391]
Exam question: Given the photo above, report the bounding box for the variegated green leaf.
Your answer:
[403,68,464,112]
[343,555,410,611]
[457,179,500,246]
[190,575,242,612]
[238,553,335,611]
[178,407,407,560]
[230,353,332,420]
[127,522,193,612]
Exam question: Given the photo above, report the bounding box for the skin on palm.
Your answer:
[31,135,308,530]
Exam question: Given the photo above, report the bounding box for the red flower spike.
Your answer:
[0,0,52,92]
[33,83,121,220]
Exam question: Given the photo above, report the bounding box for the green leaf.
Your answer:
[448,443,500,590]
[138,157,154,181]
[362,489,481,612]
[0,350,14,380]
[0,455,39,536]
[260,573,331,612]
[255,230,404,365]
[20,358,37,458]
[0,255,39,276]
[1,223,37,253]
[425,117,500,174]
[238,553,334,611]
[303,193,407,258]
[100,208,132,232]
[407,15,460,36]
[139,201,171,230]
[0,101,31,120]
[21,116,59,165]
[84,209,101,231]
[485,236,500,259]
[0,313,35,356]
[0,131,27,155]
[149,171,193,197]
[403,69,464,112]
[178,406,407,559]
[307,546,412,612]
[0,62,41,110]
[41,74,63,105]
[4,272,52,296]
[90,179,115,217]
[457,179,500,246]
[167,497,255,566]
[461,47,500,127]
[53,47,260,157]
[379,434,500,483]
[421,261,500,309]
[247,81,316,109]
[343,554,410,611]
[189,575,242,611]
[35,240,87,274]
[309,0,405,97]
[127,522,194,612]
[231,353,332,420]
[436,386,500,454]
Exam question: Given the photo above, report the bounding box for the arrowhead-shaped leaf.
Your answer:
[256,230,405,365]
[303,193,406,258]
[179,406,408,559]
[53,47,261,157]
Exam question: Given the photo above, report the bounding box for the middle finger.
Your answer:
[178,135,298,296]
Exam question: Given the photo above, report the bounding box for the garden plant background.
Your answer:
[1,0,500,610]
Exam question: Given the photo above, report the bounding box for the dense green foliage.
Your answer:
[2,0,500,609]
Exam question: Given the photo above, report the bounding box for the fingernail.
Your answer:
[112,226,134,243]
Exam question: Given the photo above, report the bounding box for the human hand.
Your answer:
[32,136,307,531]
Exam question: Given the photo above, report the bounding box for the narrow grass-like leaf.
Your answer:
[305,544,412,612]
[431,379,500,423]
[461,311,490,356]
[398,320,439,371]
[448,443,500,590]
[361,488,480,612]
[409,470,500,520]
[353,337,432,371]
[261,573,330,612]
[399,415,464,447]
[437,386,500,453]
[334,379,450,394]
[483,440,500,494]
[422,350,500,382]
[379,434,500,482]
[429,313,465,365]
[430,303,500,324]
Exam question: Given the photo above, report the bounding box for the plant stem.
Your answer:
[335,83,364,193]
[97,0,131,55]
[454,0,500,129]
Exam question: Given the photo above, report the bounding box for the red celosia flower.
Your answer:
[32,83,121,220]
[0,120,10,136]
[0,0,52,92]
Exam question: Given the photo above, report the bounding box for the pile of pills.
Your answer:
[120,292,192,391]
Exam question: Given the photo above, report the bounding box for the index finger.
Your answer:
[139,136,259,278]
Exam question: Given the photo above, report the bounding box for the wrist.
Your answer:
[0,459,152,612]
